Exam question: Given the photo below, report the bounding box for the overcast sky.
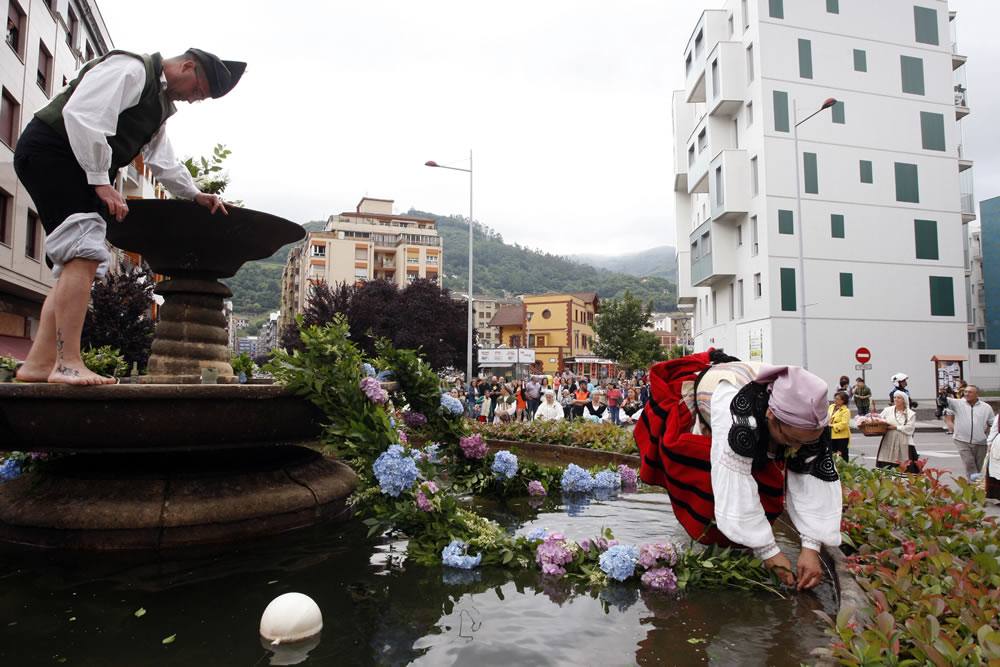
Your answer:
[98,0,998,257]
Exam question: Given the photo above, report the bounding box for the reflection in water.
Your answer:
[0,489,835,665]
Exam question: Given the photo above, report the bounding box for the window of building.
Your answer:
[929,276,954,316]
[839,272,854,297]
[85,41,93,61]
[712,290,717,325]
[853,48,867,72]
[803,152,818,194]
[900,55,925,95]
[685,51,692,74]
[751,215,759,256]
[746,100,754,127]
[714,166,724,206]
[697,128,707,152]
[778,209,794,235]
[831,213,845,238]
[310,244,325,257]
[37,41,52,95]
[728,283,735,321]
[769,0,783,19]
[750,156,759,195]
[919,111,946,151]
[0,87,15,148]
[742,0,749,29]
[6,1,24,58]
[737,223,743,246]
[798,39,813,79]
[913,6,939,45]
[894,162,920,203]
[753,272,762,299]
[746,43,754,82]
[701,230,711,255]
[728,15,734,37]
[859,159,873,184]
[25,210,40,260]
[831,100,845,124]
[979,354,997,364]
[711,59,719,99]
[914,219,939,259]
[541,308,551,319]
[736,278,744,317]
[773,90,789,132]
[780,268,796,311]
[67,6,79,50]
[826,0,839,12]
[355,267,368,279]
[0,187,9,245]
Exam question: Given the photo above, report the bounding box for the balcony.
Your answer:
[689,219,736,288]
[708,150,749,222]
[951,42,967,70]
[673,90,694,193]
[957,143,973,172]
[686,119,711,194]
[961,193,976,223]
[705,42,746,117]
[683,9,730,104]
[954,85,970,120]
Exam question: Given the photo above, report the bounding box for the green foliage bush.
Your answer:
[230,353,255,377]
[473,420,637,455]
[81,346,129,378]
[0,356,17,373]
[815,463,1000,664]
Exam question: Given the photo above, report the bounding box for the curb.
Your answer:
[822,544,868,615]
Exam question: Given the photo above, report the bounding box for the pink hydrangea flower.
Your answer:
[527,480,547,496]
[536,532,573,577]
[416,491,433,512]
[397,430,409,445]
[421,480,438,494]
[638,543,678,569]
[641,567,678,592]
[360,376,388,404]
[579,539,592,553]
[459,434,487,460]
[618,465,638,488]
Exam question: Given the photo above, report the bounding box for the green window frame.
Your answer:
[831,101,845,124]
[920,111,946,151]
[798,39,813,79]
[778,209,794,235]
[831,214,845,238]
[859,160,873,184]
[780,268,796,311]
[803,152,818,194]
[914,219,939,260]
[914,6,939,45]
[773,90,789,132]
[901,55,925,95]
[895,162,920,203]
[826,0,839,13]
[853,49,867,72]
[929,276,954,316]
[839,272,853,297]
[769,0,783,19]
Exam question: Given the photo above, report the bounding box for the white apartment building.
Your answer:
[673,0,971,399]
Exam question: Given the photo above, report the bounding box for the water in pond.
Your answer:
[0,490,835,665]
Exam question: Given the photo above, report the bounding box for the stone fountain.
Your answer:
[0,201,357,550]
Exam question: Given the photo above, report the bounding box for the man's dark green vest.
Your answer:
[35,50,175,181]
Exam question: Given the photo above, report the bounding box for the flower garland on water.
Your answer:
[441,540,482,569]
[561,464,596,493]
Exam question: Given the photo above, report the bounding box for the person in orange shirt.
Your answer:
[514,380,528,421]
[573,385,590,420]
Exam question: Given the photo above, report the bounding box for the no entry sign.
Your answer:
[855,347,871,364]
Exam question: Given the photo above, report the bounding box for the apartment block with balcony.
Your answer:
[279,197,443,321]
[673,0,970,399]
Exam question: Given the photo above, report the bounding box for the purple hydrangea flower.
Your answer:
[638,543,678,569]
[403,411,427,428]
[535,532,574,577]
[459,434,487,460]
[397,429,408,445]
[640,567,678,592]
[527,480,547,496]
[416,491,433,512]
[360,376,388,404]
[618,465,639,488]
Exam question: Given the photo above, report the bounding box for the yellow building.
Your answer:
[490,292,616,376]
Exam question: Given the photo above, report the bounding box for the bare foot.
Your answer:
[48,363,116,385]
[14,362,53,383]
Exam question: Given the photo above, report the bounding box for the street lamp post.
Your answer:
[792,97,837,370]
[425,151,474,392]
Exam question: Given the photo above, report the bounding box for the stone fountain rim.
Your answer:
[0,383,301,400]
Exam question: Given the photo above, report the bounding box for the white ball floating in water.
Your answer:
[259,593,323,645]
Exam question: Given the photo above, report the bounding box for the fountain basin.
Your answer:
[0,383,323,452]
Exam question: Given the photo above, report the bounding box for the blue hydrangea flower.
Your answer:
[561,464,595,493]
[526,527,549,541]
[599,544,640,582]
[593,470,621,490]
[440,393,465,416]
[441,540,482,569]
[376,370,395,382]
[491,450,518,480]
[361,362,377,378]
[0,458,22,482]
[372,445,418,497]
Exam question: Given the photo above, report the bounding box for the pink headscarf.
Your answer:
[754,365,829,430]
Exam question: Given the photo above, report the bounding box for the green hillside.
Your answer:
[223,212,677,321]
[570,246,677,281]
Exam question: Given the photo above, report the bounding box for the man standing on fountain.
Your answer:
[12,48,245,385]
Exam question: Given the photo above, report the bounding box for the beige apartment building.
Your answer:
[451,293,518,348]
[280,197,443,324]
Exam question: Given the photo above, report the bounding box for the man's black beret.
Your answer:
[186,48,246,98]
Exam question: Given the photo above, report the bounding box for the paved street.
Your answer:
[847,427,1000,519]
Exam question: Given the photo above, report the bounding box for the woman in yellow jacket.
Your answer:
[828,391,852,460]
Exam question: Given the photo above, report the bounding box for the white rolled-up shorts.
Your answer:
[44,212,111,280]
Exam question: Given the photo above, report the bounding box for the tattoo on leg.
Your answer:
[55,328,80,377]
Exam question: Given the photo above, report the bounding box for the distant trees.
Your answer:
[281,278,471,370]
[592,291,665,373]
[81,268,156,372]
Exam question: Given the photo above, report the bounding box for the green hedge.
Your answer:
[472,420,637,455]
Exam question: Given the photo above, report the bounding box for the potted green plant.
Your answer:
[230,353,255,384]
